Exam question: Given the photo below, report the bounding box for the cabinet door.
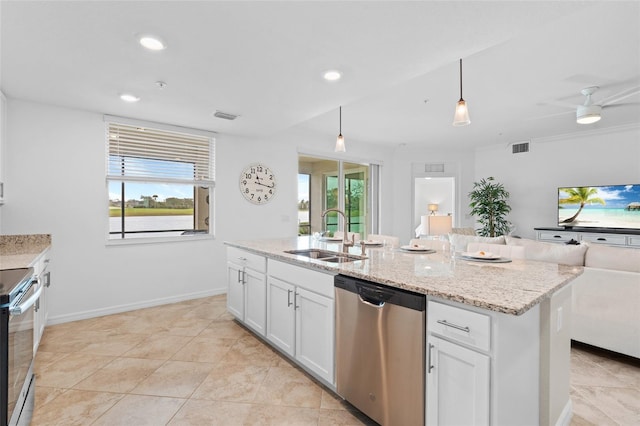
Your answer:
[244,269,266,336]
[295,287,334,384]
[266,277,295,356]
[427,335,490,426]
[227,261,244,320]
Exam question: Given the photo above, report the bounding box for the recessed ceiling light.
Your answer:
[120,93,140,103]
[323,70,342,81]
[139,35,166,51]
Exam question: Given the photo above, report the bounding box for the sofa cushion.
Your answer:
[584,243,640,273]
[449,234,505,252]
[505,236,587,266]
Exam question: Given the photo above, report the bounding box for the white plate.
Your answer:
[319,236,343,242]
[400,245,434,252]
[362,240,383,246]
[461,251,501,260]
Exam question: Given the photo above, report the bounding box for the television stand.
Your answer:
[534,227,640,248]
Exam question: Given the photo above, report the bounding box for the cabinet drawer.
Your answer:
[428,301,491,352]
[628,236,640,247]
[268,259,335,298]
[227,246,266,273]
[580,233,627,246]
[537,231,578,243]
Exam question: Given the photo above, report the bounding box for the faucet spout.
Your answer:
[321,208,354,252]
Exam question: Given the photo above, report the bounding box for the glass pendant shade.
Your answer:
[453,99,470,126]
[335,133,346,152]
[452,58,471,126]
[334,106,346,152]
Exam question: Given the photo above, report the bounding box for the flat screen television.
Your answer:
[558,184,640,230]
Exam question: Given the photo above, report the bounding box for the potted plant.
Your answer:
[468,177,512,237]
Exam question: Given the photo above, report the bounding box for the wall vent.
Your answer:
[512,141,530,154]
[213,110,239,120]
[424,163,445,173]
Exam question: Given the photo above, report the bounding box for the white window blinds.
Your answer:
[106,120,215,186]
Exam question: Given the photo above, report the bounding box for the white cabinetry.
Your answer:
[32,248,51,353]
[535,227,639,248]
[426,300,490,426]
[426,298,547,426]
[427,335,490,425]
[0,91,6,204]
[267,259,335,386]
[226,247,266,336]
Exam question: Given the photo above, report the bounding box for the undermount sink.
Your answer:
[284,249,365,263]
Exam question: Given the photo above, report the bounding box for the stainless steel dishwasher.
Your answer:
[335,274,426,426]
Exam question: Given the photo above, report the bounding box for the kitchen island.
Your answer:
[226,237,583,426]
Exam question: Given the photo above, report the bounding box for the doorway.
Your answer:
[413,177,455,235]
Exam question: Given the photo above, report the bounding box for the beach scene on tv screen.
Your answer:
[558,185,640,229]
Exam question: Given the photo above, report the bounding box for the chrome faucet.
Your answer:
[321,208,355,253]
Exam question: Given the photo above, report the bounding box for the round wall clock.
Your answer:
[239,163,276,204]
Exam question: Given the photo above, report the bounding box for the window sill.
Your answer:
[106,234,215,247]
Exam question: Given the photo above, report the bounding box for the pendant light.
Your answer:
[335,106,346,152]
[452,58,471,126]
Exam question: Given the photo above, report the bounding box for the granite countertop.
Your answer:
[0,234,52,270]
[226,236,584,316]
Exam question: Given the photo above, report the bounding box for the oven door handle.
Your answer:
[10,283,42,316]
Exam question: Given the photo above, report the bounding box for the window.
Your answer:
[298,155,379,238]
[106,117,215,240]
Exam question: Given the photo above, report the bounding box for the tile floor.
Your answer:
[33,295,639,425]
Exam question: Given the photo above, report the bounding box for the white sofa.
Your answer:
[449,233,640,359]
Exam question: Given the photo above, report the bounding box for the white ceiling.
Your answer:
[2,1,639,149]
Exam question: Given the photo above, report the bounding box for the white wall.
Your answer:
[474,125,640,239]
[391,145,476,241]
[3,99,394,323]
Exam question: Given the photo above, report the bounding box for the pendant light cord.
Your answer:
[339,106,342,134]
[459,58,464,101]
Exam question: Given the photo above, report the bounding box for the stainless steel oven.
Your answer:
[1,268,39,426]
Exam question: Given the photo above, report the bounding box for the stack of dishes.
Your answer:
[400,245,436,254]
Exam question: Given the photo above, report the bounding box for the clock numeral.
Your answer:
[269,189,272,194]
[245,173,252,179]
[250,167,256,173]
[269,174,273,180]
[257,166,263,172]
[250,194,254,199]
[242,180,247,185]
[245,188,249,193]
[258,197,262,202]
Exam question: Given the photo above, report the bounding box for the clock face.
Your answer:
[240,163,276,204]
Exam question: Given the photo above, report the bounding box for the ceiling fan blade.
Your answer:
[526,110,573,121]
[538,100,577,109]
[600,86,640,106]
[601,102,640,109]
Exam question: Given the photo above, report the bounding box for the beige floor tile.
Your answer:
[168,399,254,425]
[244,404,320,425]
[321,390,348,410]
[131,360,214,398]
[123,333,195,360]
[254,365,323,408]
[33,386,67,409]
[31,389,123,426]
[198,319,251,339]
[183,301,229,320]
[92,394,186,426]
[171,336,236,363]
[570,355,632,388]
[73,357,165,393]
[218,334,282,367]
[35,352,116,388]
[574,385,640,424]
[318,408,376,426]
[160,316,216,336]
[35,350,70,368]
[76,331,148,356]
[191,363,270,402]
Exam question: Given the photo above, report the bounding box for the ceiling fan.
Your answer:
[536,85,640,124]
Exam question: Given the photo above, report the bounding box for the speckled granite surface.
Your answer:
[226,236,584,316]
[0,234,51,270]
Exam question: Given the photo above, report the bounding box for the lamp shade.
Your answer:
[428,204,439,214]
[428,215,452,236]
[453,100,470,126]
[335,134,346,152]
[576,104,602,124]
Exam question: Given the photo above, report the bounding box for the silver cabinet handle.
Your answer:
[287,289,293,307]
[294,292,299,310]
[428,343,434,373]
[238,256,248,261]
[437,319,470,333]
[237,269,242,283]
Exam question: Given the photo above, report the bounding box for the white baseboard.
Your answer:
[46,288,226,325]
[555,399,573,426]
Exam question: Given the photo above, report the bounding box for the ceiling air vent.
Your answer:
[213,110,239,120]
[512,141,530,154]
[424,163,445,173]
